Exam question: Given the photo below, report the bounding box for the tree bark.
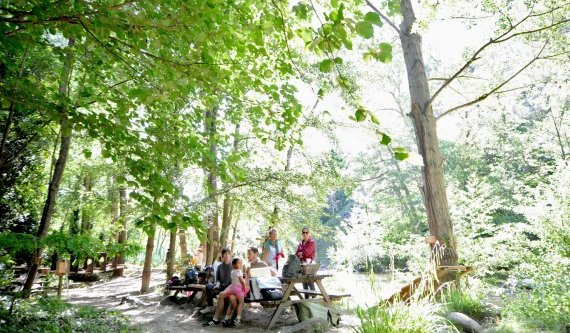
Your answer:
[219,195,231,249]
[166,228,176,281]
[22,37,75,298]
[178,229,188,263]
[140,225,156,293]
[81,174,92,232]
[204,107,219,265]
[112,185,127,277]
[399,0,458,265]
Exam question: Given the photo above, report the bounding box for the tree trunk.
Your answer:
[178,229,188,263]
[110,175,119,269]
[81,174,92,232]
[166,228,176,281]
[22,37,75,298]
[230,209,239,254]
[140,225,156,293]
[399,0,458,265]
[219,195,231,249]
[112,185,127,277]
[204,108,219,265]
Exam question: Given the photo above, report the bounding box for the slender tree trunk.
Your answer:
[112,185,127,277]
[219,195,231,249]
[140,225,156,293]
[230,213,239,254]
[166,229,176,281]
[204,108,219,264]
[111,176,119,269]
[81,174,92,232]
[178,229,188,263]
[22,37,75,298]
[0,47,28,163]
[399,0,457,266]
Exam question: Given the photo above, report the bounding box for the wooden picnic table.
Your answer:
[265,273,349,329]
[167,269,211,305]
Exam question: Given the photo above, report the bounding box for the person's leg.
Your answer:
[223,295,238,326]
[224,292,234,319]
[302,282,316,298]
[205,283,215,307]
[236,296,244,319]
[213,291,227,320]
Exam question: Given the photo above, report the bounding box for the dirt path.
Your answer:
[63,268,364,332]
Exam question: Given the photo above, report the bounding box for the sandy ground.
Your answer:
[62,268,397,333]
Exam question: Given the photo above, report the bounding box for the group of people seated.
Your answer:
[201,226,316,327]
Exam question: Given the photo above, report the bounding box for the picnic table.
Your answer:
[167,269,211,305]
[264,273,350,329]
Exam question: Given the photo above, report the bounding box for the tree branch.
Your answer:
[365,0,401,34]
[428,4,569,107]
[436,41,549,120]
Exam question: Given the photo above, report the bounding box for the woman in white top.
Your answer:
[261,228,284,272]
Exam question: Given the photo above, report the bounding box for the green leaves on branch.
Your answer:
[393,147,409,161]
[364,42,393,63]
[355,21,374,39]
[364,12,383,26]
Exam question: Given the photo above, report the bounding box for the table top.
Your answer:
[280,273,332,282]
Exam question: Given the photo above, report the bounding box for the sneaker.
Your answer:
[222,319,236,327]
[234,319,242,327]
[200,306,215,314]
[202,319,220,327]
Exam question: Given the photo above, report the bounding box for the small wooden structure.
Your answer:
[56,259,69,297]
[385,265,475,304]
[165,270,211,305]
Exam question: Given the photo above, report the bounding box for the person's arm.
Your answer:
[215,266,221,287]
[306,239,316,261]
[238,275,247,289]
[295,242,304,259]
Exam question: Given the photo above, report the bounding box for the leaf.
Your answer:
[82,149,92,158]
[364,12,382,26]
[319,59,334,73]
[378,42,393,63]
[355,108,367,122]
[355,21,374,39]
[380,134,391,145]
[393,147,409,160]
[293,4,309,19]
[334,57,343,64]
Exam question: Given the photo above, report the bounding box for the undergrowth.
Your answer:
[0,296,139,333]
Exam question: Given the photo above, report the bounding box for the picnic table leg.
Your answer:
[267,281,296,329]
[315,280,331,304]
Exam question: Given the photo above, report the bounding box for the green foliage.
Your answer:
[443,290,487,319]
[355,300,457,333]
[0,297,139,333]
[501,261,570,332]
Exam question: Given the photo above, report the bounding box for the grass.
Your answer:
[0,296,140,333]
[443,289,487,319]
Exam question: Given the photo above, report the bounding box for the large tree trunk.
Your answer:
[112,185,128,277]
[230,207,238,254]
[399,0,457,265]
[166,228,176,281]
[140,225,156,293]
[22,37,75,298]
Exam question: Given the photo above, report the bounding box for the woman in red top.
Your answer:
[295,227,316,297]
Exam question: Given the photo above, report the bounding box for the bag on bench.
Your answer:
[252,276,283,301]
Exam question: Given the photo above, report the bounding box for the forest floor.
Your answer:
[62,267,392,332]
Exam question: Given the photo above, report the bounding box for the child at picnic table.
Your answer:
[221,258,249,326]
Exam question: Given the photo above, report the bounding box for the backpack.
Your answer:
[282,254,301,278]
[168,275,182,287]
[184,267,198,285]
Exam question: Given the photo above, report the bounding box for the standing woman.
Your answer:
[295,227,316,295]
[262,228,284,274]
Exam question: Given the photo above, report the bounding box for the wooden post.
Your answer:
[56,259,69,298]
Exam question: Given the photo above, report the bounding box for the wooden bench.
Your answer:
[295,289,351,301]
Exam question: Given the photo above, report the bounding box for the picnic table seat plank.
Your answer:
[295,289,351,301]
